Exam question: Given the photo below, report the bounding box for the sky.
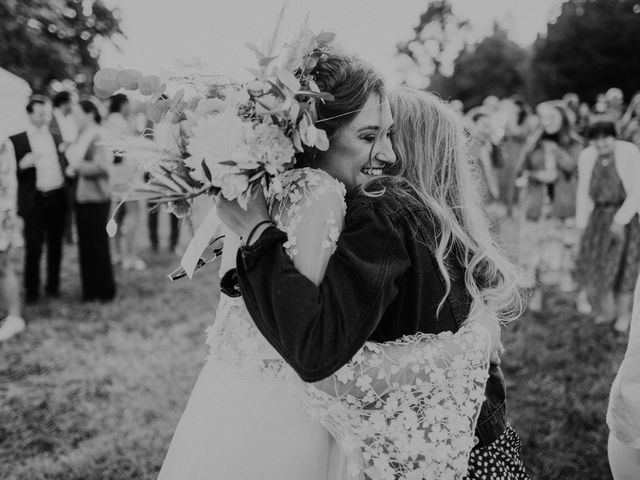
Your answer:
[101,0,562,86]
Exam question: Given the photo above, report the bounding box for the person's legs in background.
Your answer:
[519,216,546,312]
[121,200,146,270]
[75,203,96,300]
[169,213,180,254]
[148,204,159,253]
[0,247,25,341]
[23,208,44,304]
[43,188,66,297]
[92,202,116,300]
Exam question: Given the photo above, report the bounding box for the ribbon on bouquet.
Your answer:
[169,207,242,281]
[175,207,222,280]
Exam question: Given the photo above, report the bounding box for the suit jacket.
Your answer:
[9,130,66,217]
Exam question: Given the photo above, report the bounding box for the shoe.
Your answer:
[0,315,25,341]
[576,291,592,315]
[132,258,146,270]
[594,314,615,325]
[614,316,631,333]
[122,257,146,271]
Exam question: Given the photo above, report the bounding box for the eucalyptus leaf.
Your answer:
[276,68,301,92]
[147,99,172,123]
[117,69,142,90]
[94,68,120,94]
[245,68,264,79]
[94,87,113,100]
[172,89,186,107]
[315,32,336,45]
[245,42,265,60]
[201,159,212,182]
[259,56,279,68]
[315,128,330,151]
[138,75,162,95]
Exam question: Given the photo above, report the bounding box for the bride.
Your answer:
[159,49,517,480]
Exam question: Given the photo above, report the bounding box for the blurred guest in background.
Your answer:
[9,96,67,304]
[500,96,536,216]
[104,93,146,271]
[147,107,181,255]
[541,103,583,292]
[0,141,24,341]
[620,92,640,148]
[66,100,116,302]
[562,92,580,127]
[469,111,504,232]
[516,102,582,309]
[575,121,640,332]
[51,90,79,244]
[576,102,593,137]
[605,88,626,123]
[51,91,79,147]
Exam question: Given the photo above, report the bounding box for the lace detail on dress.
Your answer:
[269,167,346,257]
[302,321,491,480]
[205,168,346,381]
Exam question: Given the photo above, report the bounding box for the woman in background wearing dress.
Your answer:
[575,121,640,333]
[620,92,640,148]
[0,140,25,341]
[516,103,582,310]
[104,93,146,271]
[66,100,116,302]
[500,97,535,217]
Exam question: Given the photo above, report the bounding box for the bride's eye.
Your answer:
[362,135,376,143]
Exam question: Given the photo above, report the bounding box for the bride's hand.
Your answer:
[215,189,270,241]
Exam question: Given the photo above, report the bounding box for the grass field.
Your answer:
[0,223,628,479]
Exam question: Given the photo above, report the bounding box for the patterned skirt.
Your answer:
[465,426,529,479]
[575,207,640,299]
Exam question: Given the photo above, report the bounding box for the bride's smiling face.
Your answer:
[315,94,396,190]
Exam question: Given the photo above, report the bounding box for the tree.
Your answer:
[431,24,530,108]
[396,0,469,82]
[0,0,123,93]
[531,0,640,103]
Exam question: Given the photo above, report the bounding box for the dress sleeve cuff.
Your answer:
[239,225,287,268]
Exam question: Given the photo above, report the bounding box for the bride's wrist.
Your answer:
[243,220,273,247]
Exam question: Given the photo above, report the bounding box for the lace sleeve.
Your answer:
[268,167,346,285]
[303,320,491,479]
[270,167,492,478]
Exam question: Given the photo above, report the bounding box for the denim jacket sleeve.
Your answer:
[236,199,411,382]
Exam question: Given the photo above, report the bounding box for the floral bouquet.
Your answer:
[94,25,336,277]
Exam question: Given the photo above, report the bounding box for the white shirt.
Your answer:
[26,123,65,192]
[52,109,78,143]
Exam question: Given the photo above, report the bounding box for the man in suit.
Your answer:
[51,90,78,244]
[9,96,68,303]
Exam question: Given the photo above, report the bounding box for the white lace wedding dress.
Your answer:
[157,168,492,480]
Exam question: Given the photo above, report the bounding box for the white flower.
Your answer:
[220,174,249,202]
[251,123,295,175]
[186,109,256,186]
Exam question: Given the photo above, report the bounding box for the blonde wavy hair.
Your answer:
[377,87,523,322]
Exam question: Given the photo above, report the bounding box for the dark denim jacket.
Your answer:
[236,186,507,447]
